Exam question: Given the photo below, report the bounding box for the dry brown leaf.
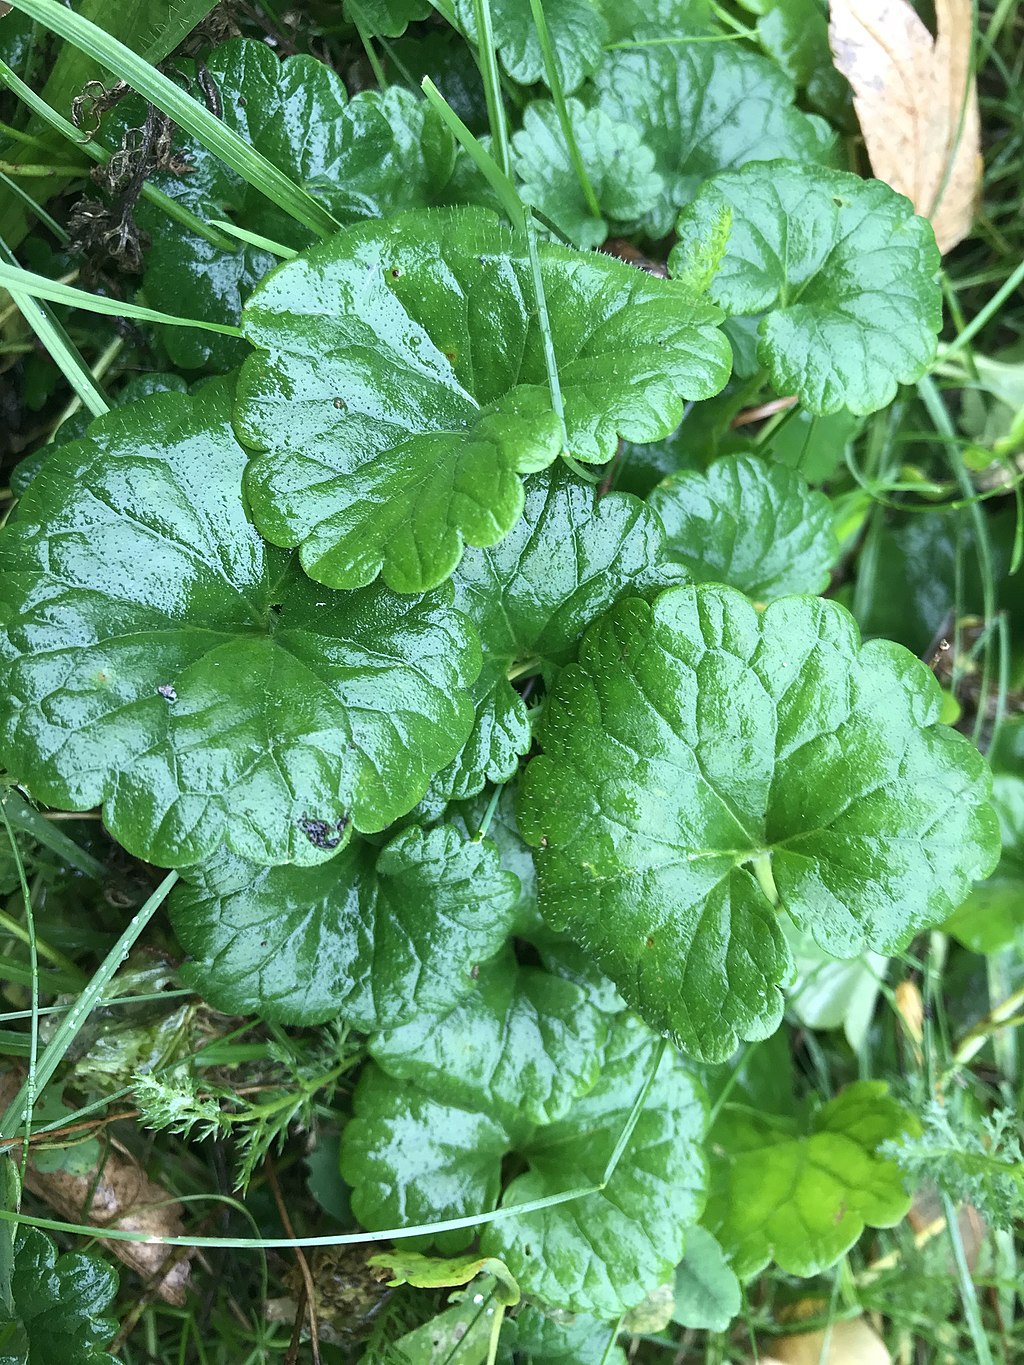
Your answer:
[828,0,982,252]
[760,1316,892,1365]
[0,1071,193,1304]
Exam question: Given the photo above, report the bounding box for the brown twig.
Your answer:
[731,395,798,428]
[266,1156,320,1365]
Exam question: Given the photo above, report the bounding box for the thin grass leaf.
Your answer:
[0,260,244,333]
[527,0,601,217]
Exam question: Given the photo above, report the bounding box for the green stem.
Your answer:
[750,851,779,907]
[472,0,512,178]
[0,908,79,976]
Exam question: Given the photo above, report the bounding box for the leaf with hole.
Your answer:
[0,384,480,868]
[670,161,942,414]
[707,1080,919,1276]
[589,44,836,237]
[648,453,838,599]
[235,206,730,593]
[170,824,519,1027]
[518,585,999,1061]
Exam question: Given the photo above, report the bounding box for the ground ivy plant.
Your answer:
[0,0,1008,1354]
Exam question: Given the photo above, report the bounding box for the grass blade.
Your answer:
[0,258,243,333]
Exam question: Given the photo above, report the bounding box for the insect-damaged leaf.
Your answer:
[518,585,998,1062]
[235,207,730,593]
[0,385,479,867]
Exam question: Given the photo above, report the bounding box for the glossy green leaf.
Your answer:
[944,775,1024,955]
[736,0,850,119]
[707,1080,919,1277]
[122,41,454,368]
[511,99,664,249]
[594,0,711,44]
[503,1304,625,1364]
[170,824,519,1027]
[437,464,672,800]
[590,44,835,237]
[0,385,479,868]
[671,1226,740,1331]
[671,162,942,415]
[369,949,609,1131]
[0,1227,117,1365]
[456,0,607,93]
[236,206,730,593]
[648,453,838,599]
[342,1014,707,1313]
[346,0,430,36]
[518,585,999,1061]
[480,1014,707,1316]
[341,1064,509,1254]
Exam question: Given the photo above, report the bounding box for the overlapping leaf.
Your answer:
[511,99,664,249]
[456,0,607,93]
[671,1227,740,1332]
[944,775,1024,954]
[342,1015,706,1315]
[118,40,454,368]
[649,453,838,599]
[236,206,730,593]
[0,385,479,867]
[170,824,520,1027]
[518,585,999,1061]
[589,44,836,237]
[707,1080,918,1276]
[369,949,609,1131]
[671,161,942,414]
[344,0,430,36]
[434,465,671,800]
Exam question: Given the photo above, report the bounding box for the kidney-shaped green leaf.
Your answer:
[0,386,479,868]
[511,99,664,249]
[648,453,838,599]
[480,1014,707,1317]
[518,585,999,1061]
[369,949,609,1132]
[1,1227,118,1365]
[707,1080,919,1277]
[341,1012,707,1315]
[590,44,835,238]
[436,465,672,800]
[236,207,731,593]
[170,824,519,1027]
[456,0,607,93]
[671,161,942,415]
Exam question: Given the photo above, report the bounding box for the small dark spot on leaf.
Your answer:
[470,963,480,980]
[269,603,283,614]
[389,267,402,278]
[333,397,346,409]
[444,350,457,363]
[299,814,350,850]
[238,95,247,106]
[645,935,655,948]
[157,684,177,702]
[833,1200,847,1223]
[832,196,845,206]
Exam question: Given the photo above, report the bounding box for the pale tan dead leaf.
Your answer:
[759,1315,892,1365]
[0,1071,193,1303]
[828,0,982,253]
